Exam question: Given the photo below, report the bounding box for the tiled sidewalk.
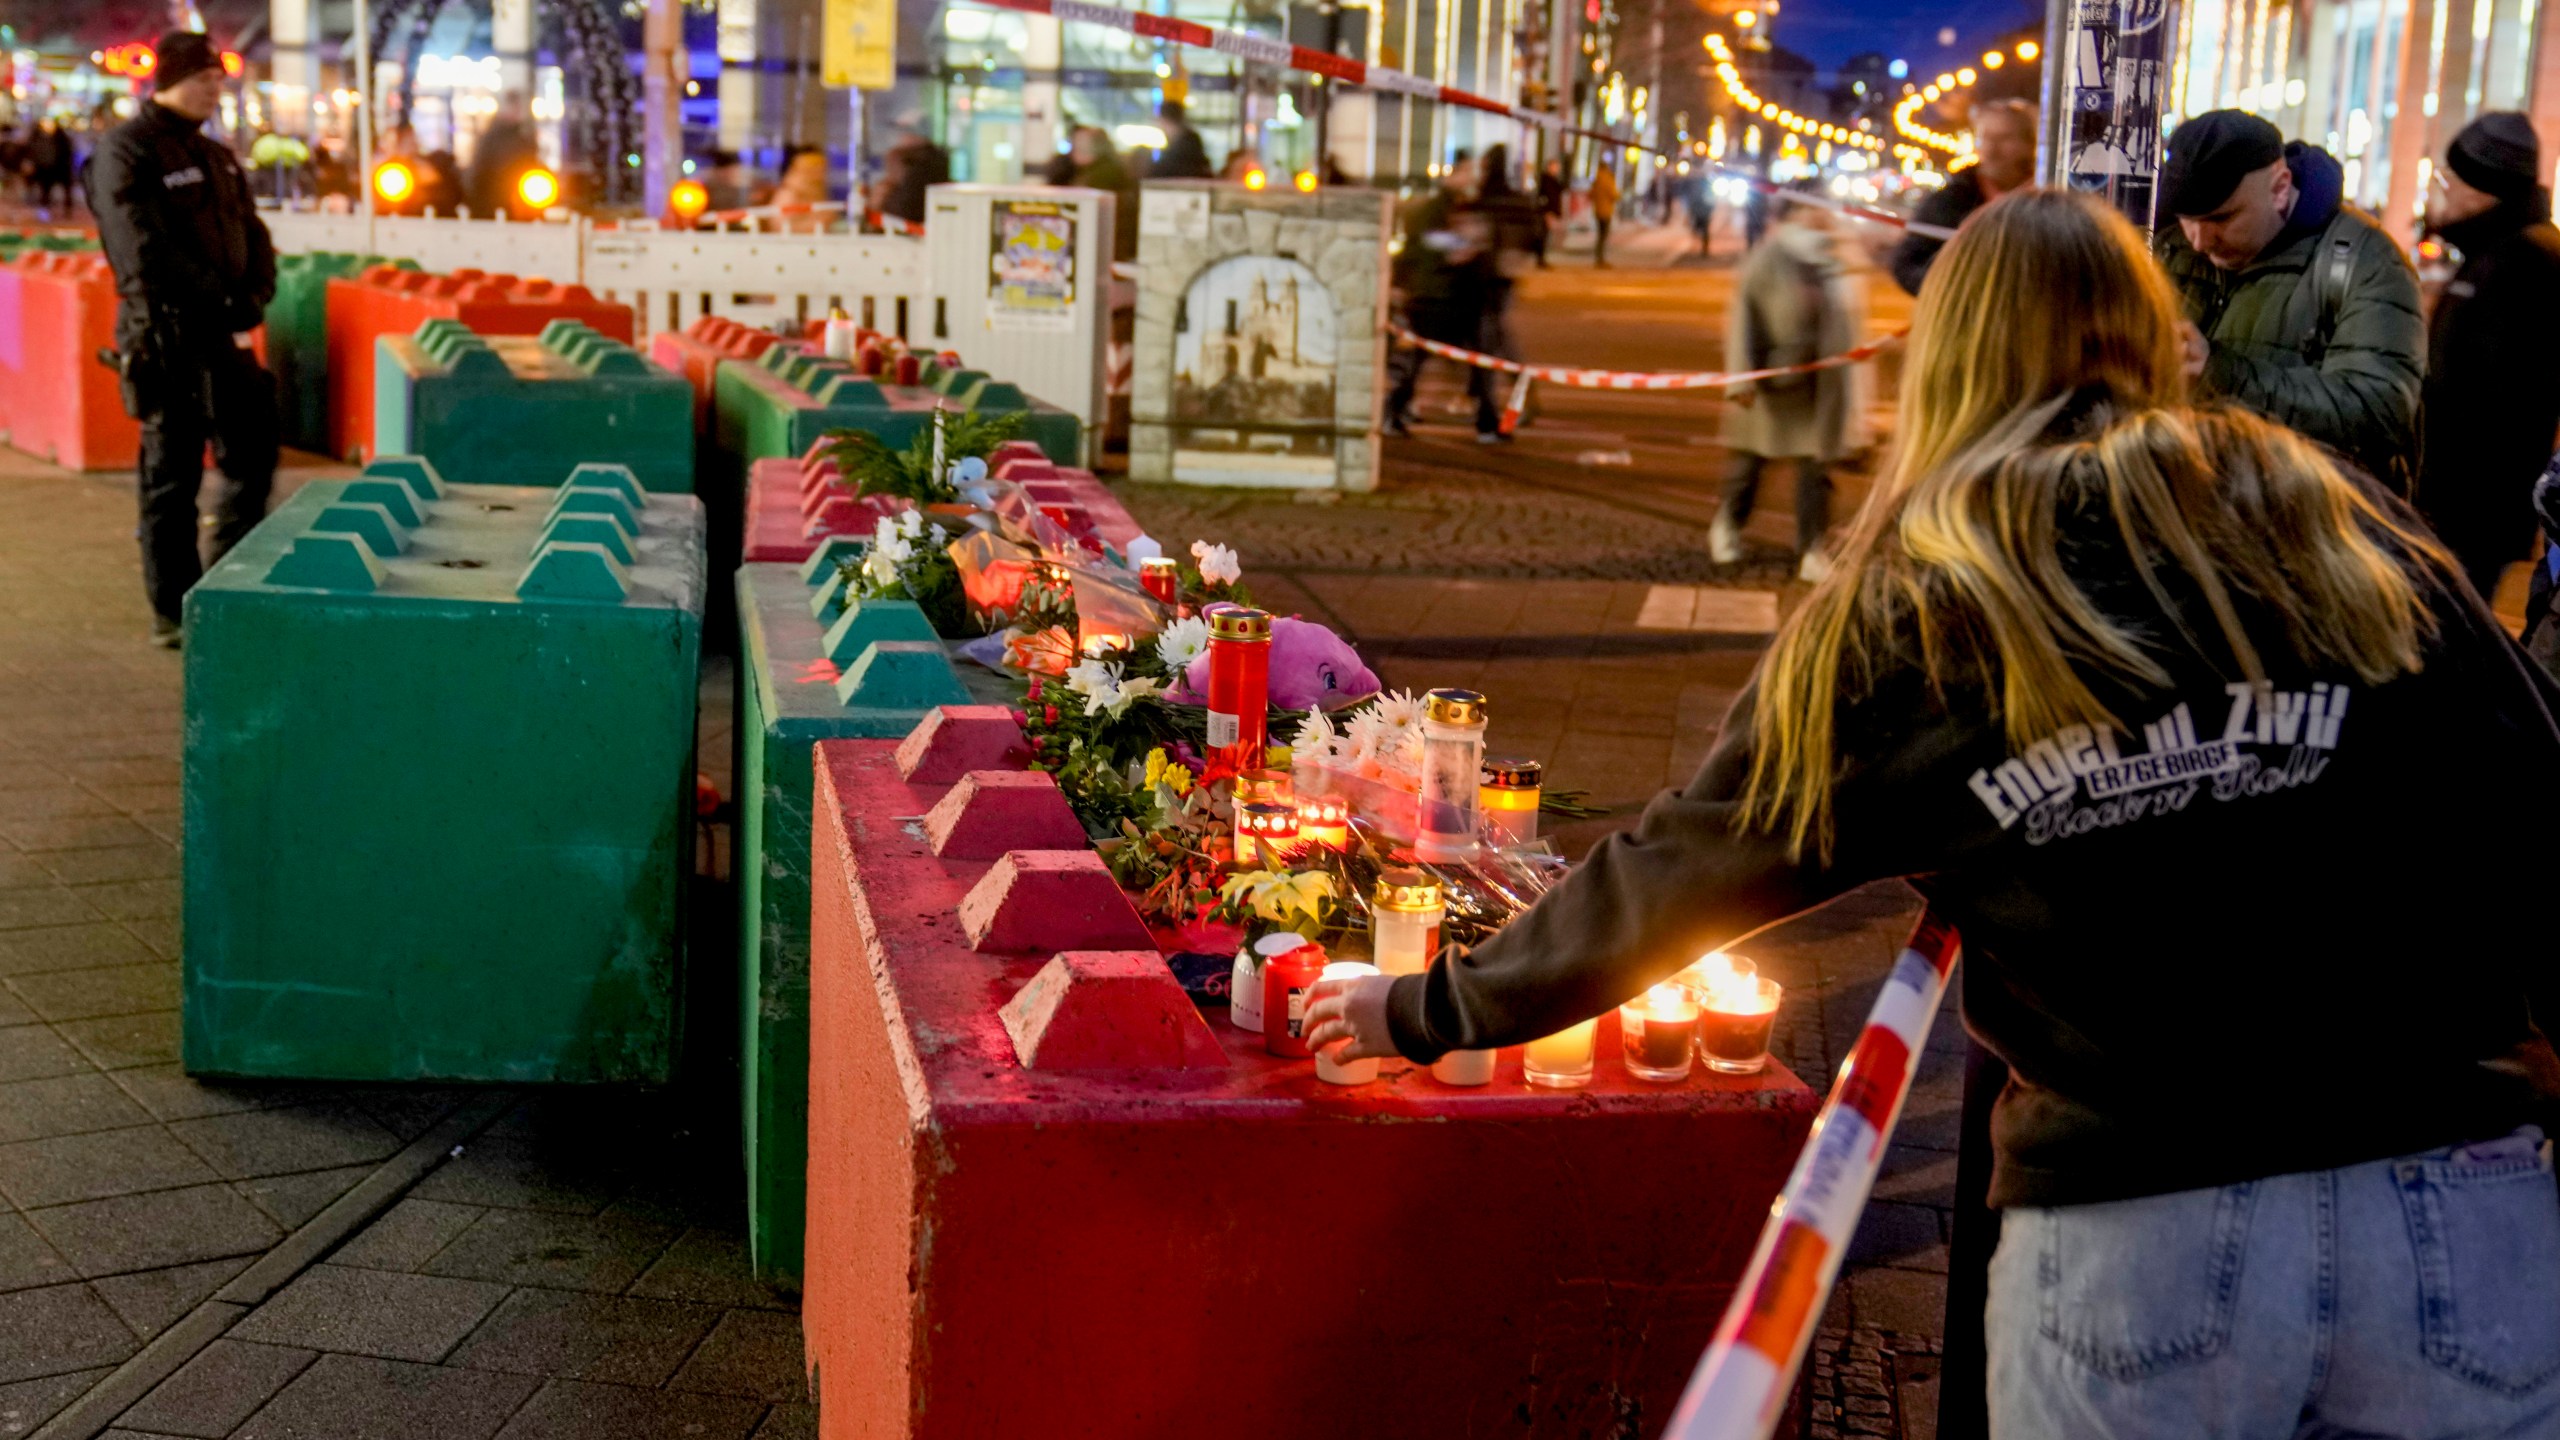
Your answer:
[0,450,808,1440]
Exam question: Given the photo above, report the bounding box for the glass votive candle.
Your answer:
[1234,801,1299,868]
[1296,794,1350,851]
[1079,631,1132,659]
[1480,756,1543,846]
[1138,555,1181,606]
[1522,1017,1598,1089]
[1619,982,1702,1082]
[1312,962,1382,1084]
[1697,976,1783,1074]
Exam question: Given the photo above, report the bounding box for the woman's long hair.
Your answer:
[1741,189,2449,858]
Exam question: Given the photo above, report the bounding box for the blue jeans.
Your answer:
[1990,1130,2560,1438]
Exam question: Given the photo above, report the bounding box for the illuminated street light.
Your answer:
[1734,9,1756,25]
[372,160,416,205]
[515,167,560,210]
[1982,50,2003,68]
[2016,40,2039,60]
[1957,66,1976,84]
[1935,72,1955,89]
[1293,170,1318,193]
[669,179,709,222]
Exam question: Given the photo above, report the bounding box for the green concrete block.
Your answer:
[182,478,708,1083]
[734,563,967,1281]
[820,595,938,663]
[797,535,864,584]
[266,253,409,454]
[710,352,1083,468]
[375,320,695,493]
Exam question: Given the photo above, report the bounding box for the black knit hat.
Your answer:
[2161,110,2287,216]
[153,30,222,90]
[2446,112,2541,200]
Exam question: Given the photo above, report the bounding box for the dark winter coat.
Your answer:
[2155,143,2424,487]
[1151,126,1213,181]
[2417,192,2560,576]
[86,101,275,360]
[1887,166,1992,295]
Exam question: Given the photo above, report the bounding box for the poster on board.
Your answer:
[988,198,1078,331]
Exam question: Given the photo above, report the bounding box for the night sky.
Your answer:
[1769,0,2044,72]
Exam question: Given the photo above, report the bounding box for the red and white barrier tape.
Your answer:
[1662,913,1963,1440]
[1392,326,1903,390]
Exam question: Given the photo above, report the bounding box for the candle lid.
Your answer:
[1238,800,1298,832]
[1424,688,1488,725]
[1481,756,1543,788]
[1138,555,1179,575]
[1373,867,1442,913]
[1206,604,1272,641]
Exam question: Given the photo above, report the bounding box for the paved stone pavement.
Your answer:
[0,254,1963,1440]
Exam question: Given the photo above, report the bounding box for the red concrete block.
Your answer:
[6,254,141,471]
[894,705,1028,783]
[802,741,1821,1440]
[958,850,1152,953]
[920,771,1088,860]
[650,313,779,432]
[999,951,1227,1070]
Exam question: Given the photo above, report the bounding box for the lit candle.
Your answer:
[1313,962,1382,1084]
[1079,631,1131,659]
[1619,982,1702,1082]
[1295,794,1351,851]
[1479,757,1543,846]
[1368,868,1443,977]
[1234,802,1299,868]
[1522,1017,1598,1089]
[1690,956,1782,1075]
[1138,555,1181,606]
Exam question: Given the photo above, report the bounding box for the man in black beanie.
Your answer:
[2416,111,2560,601]
[86,30,277,648]
[2154,109,2423,488]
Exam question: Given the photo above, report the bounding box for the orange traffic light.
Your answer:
[516,166,559,210]
[372,159,416,204]
[669,179,709,221]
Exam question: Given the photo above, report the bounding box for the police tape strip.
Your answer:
[1661,913,1963,1440]
[1393,327,1905,390]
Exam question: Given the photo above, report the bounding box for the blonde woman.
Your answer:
[1307,190,2560,1435]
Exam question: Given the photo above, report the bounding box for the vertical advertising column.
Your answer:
[2046,0,2179,228]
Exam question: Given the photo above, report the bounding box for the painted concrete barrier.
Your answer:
[181,457,706,1082]
[375,319,694,493]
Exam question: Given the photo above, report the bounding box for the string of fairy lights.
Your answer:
[1700,28,2042,168]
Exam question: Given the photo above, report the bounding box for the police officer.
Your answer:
[87,30,277,647]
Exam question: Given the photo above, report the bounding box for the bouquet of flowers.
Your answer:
[824,410,1024,505]
[839,511,978,637]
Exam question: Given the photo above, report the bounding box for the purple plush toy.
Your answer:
[1180,616,1380,710]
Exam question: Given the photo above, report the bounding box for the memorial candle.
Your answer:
[1262,940,1328,1058]
[1204,605,1272,772]
[1138,555,1181,607]
[1312,962,1382,1084]
[1295,794,1350,851]
[1368,869,1442,977]
[1618,982,1701,1082]
[1416,689,1489,863]
[1479,757,1543,846]
[1691,957,1782,1075]
[1234,802,1299,868]
[1522,1017,1598,1089]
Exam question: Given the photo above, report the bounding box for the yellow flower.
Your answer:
[1164,764,1193,796]
[1143,748,1168,788]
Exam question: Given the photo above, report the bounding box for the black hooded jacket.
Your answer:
[85,100,275,360]
[2419,190,2560,573]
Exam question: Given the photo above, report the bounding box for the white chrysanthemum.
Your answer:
[861,546,901,590]
[1289,708,1338,769]
[895,508,925,539]
[1154,616,1210,672]
[1190,540,1241,587]
[1369,689,1424,736]
[1062,659,1117,700]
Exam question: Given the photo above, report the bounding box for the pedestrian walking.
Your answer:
[1383,157,1503,440]
[1888,99,2033,293]
[873,128,949,226]
[1067,127,1139,261]
[1304,188,2560,1440]
[2157,109,2424,488]
[2415,112,2560,601]
[1686,171,1718,258]
[86,31,278,648]
[24,118,73,214]
[1714,190,1861,578]
[463,91,541,219]
[1149,99,1213,180]
[1535,157,1566,268]
[1588,163,1618,267]
[1465,144,1541,442]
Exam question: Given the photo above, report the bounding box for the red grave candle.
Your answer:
[1204,604,1272,773]
[1138,556,1181,607]
[1261,940,1328,1058]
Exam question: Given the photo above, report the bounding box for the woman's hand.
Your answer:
[1302,974,1400,1064]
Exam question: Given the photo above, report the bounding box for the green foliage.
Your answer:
[821,410,1027,505]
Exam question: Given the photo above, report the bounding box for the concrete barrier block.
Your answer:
[958,850,1154,953]
[894,705,1028,783]
[1000,952,1228,1070]
[922,771,1087,860]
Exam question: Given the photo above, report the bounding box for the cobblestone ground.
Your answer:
[0,230,1955,1440]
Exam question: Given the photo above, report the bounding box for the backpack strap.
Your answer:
[2308,228,2356,364]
